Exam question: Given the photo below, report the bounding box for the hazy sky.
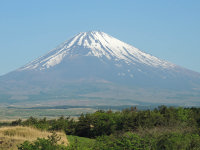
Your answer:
[0,0,200,75]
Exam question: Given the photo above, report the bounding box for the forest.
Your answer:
[1,105,200,149]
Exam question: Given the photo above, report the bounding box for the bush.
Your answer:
[93,132,148,150]
[154,133,200,150]
[18,132,67,150]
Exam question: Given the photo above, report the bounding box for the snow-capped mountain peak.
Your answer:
[3,31,200,106]
[19,31,175,71]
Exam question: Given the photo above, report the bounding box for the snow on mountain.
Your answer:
[19,31,175,71]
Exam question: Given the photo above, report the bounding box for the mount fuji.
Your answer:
[0,31,200,106]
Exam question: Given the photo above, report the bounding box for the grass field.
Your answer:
[67,135,95,150]
[0,126,68,150]
[0,107,96,121]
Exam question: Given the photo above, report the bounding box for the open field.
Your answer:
[0,126,68,150]
[0,105,152,121]
[0,107,97,121]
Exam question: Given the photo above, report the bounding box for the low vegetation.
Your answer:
[1,105,200,149]
[18,132,68,150]
[0,126,68,150]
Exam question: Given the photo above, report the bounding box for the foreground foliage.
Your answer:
[3,106,200,149]
[93,132,200,150]
[18,132,67,150]
[0,126,68,150]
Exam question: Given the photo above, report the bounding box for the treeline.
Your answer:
[9,106,200,149]
[10,106,200,137]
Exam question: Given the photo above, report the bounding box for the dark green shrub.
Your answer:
[93,132,148,150]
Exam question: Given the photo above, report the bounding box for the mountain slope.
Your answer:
[0,31,200,106]
[19,31,175,71]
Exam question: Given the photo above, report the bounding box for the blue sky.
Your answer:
[0,0,200,75]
